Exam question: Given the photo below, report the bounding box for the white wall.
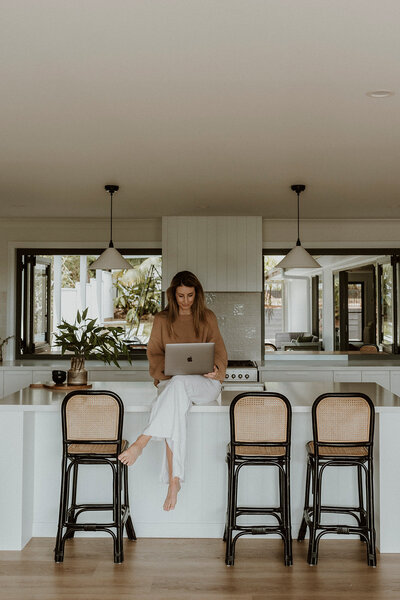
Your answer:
[263,218,400,249]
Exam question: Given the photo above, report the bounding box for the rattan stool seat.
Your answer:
[230,443,286,457]
[68,440,129,455]
[306,441,368,457]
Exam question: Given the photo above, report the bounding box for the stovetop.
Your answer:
[227,360,257,369]
[225,359,258,381]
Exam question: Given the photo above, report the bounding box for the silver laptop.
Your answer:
[164,343,215,376]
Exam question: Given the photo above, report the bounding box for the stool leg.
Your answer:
[298,456,311,541]
[225,456,236,566]
[65,461,79,540]
[123,463,136,540]
[223,454,231,542]
[366,458,377,567]
[114,460,124,563]
[357,464,366,541]
[55,455,70,562]
[283,458,293,566]
[307,459,319,566]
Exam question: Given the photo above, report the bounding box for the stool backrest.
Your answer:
[313,393,374,446]
[62,390,123,443]
[230,392,291,446]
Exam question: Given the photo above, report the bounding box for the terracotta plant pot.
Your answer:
[67,356,88,386]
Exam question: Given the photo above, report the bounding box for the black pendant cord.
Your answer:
[109,192,114,248]
[104,184,119,249]
[291,184,305,247]
[296,191,301,246]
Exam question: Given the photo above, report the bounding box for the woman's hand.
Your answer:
[204,365,219,380]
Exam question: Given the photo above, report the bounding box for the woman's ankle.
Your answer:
[135,434,151,449]
[169,477,181,487]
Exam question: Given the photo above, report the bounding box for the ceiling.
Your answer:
[1,1,400,219]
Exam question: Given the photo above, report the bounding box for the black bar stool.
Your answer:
[298,392,376,566]
[224,392,292,566]
[54,390,136,563]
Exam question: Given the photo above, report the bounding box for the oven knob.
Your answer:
[245,374,249,379]
[226,373,229,379]
[238,374,243,379]
[231,374,236,379]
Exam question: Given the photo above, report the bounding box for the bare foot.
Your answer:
[118,442,143,466]
[163,479,181,511]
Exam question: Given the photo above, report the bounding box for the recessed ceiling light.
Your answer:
[366,90,394,98]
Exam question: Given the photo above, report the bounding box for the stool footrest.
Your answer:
[66,522,119,531]
[234,525,285,535]
[69,503,114,511]
[319,505,364,513]
[236,506,281,514]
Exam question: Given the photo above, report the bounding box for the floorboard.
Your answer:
[0,538,399,600]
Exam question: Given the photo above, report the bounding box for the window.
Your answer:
[16,249,162,358]
[264,256,285,346]
[379,262,394,348]
[264,248,400,355]
[348,283,363,342]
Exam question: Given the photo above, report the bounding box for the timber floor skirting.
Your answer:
[0,538,399,600]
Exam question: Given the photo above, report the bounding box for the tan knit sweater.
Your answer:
[147,309,228,384]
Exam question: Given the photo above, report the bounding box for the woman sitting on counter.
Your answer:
[118,270,228,511]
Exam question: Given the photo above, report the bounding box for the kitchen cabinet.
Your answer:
[32,370,53,385]
[88,369,152,382]
[162,216,262,291]
[261,370,333,383]
[333,370,362,383]
[0,371,3,398]
[4,370,33,396]
[361,370,390,390]
[390,372,400,396]
[4,380,399,552]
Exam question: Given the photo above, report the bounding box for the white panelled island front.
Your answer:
[1,380,400,554]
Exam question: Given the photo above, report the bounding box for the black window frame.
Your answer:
[15,247,162,360]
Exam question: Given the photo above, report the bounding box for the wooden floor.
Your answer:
[0,538,399,600]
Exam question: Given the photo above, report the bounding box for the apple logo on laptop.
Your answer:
[187,356,193,362]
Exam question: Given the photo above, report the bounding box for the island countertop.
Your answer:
[1,380,399,554]
[1,380,400,413]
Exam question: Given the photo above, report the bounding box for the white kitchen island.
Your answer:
[1,381,399,554]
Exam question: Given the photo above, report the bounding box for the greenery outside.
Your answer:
[53,308,131,367]
[113,256,162,342]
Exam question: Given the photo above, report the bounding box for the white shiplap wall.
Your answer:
[162,216,262,291]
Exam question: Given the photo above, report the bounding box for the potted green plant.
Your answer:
[53,308,131,385]
[0,335,13,363]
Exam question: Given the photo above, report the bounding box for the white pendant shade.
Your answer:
[276,244,320,269]
[90,247,132,270]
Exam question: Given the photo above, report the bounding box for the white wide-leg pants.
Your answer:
[142,375,222,483]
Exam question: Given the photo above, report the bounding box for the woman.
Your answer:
[118,271,228,511]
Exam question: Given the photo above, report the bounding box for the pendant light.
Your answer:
[90,185,132,270]
[276,185,320,269]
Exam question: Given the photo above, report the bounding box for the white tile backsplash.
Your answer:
[205,292,262,361]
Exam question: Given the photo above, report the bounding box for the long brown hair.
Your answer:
[164,271,207,337]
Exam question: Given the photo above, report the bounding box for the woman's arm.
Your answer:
[147,314,171,384]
